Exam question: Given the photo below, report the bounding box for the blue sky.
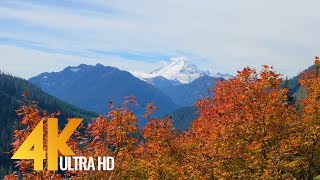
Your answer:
[0,0,318,78]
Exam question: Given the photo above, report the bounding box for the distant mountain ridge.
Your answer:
[144,76,181,89]
[163,75,223,106]
[29,64,178,125]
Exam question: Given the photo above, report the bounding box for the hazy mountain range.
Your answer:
[29,58,231,121]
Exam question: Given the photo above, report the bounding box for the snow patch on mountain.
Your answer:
[207,71,234,80]
[70,68,80,72]
[131,71,155,80]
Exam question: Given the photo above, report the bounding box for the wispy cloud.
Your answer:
[0,0,318,78]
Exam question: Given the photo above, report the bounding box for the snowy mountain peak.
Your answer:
[132,56,233,84]
[150,57,206,84]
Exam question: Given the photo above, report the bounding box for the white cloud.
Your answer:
[0,0,318,78]
[0,45,162,78]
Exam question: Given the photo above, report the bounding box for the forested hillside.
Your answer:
[281,65,316,101]
[0,72,97,178]
[169,106,198,130]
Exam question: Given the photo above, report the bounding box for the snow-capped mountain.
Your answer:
[132,56,233,84]
[150,57,206,84]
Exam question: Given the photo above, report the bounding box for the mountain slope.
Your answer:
[0,72,97,179]
[144,76,181,90]
[29,64,178,124]
[162,75,223,107]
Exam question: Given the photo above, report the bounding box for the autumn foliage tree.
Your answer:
[288,57,320,179]
[72,96,139,179]
[5,58,320,179]
[191,65,300,178]
[5,94,63,179]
